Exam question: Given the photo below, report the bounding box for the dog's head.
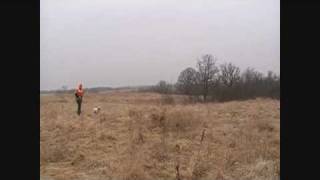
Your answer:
[93,106,101,114]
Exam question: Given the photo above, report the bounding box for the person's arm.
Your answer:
[75,89,79,97]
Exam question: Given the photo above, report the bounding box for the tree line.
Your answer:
[152,54,280,102]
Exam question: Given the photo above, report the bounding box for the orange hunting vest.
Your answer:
[76,85,84,97]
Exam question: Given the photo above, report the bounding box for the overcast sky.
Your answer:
[40,0,279,90]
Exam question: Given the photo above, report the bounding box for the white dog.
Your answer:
[93,106,101,114]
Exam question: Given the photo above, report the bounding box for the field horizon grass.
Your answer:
[40,91,280,180]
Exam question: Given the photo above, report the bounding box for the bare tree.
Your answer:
[176,67,198,95]
[219,63,240,87]
[241,67,263,84]
[240,68,264,98]
[156,80,171,94]
[266,71,279,82]
[265,71,280,99]
[197,54,219,101]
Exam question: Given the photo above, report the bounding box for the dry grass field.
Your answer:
[40,91,280,180]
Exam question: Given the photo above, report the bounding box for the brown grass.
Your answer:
[40,92,280,180]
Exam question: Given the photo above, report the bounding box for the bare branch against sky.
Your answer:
[40,0,279,90]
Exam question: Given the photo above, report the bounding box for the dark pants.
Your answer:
[76,96,82,115]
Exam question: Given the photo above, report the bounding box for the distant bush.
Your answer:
[153,80,175,94]
[160,94,175,105]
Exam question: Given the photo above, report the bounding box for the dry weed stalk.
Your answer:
[191,128,209,180]
[215,169,225,180]
[201,129,206,143]
[123,111,146,180]
[159,108,169,162]
[175,144,181,180]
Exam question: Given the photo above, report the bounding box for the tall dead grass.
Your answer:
[41,92,279,180]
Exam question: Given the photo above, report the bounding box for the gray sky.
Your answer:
[40,0,279,90]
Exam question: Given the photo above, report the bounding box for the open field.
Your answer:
[40,92,280,180]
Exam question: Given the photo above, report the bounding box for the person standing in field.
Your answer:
[75,83,84,115]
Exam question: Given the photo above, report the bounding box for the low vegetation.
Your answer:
[41,92,279,180]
